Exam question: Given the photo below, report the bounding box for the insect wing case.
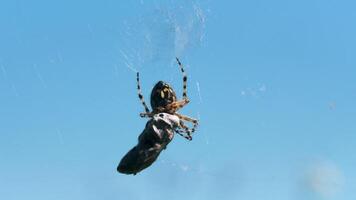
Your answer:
[117,113,180,175]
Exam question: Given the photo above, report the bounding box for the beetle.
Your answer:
[117,113,181,175]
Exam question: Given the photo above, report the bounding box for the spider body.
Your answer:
[150,81,177,114]
[117,58,198,175]
[136,58,198,139]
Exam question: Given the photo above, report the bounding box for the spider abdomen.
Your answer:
[150,81,177,111]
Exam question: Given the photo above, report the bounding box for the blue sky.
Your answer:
[1,0,356,199]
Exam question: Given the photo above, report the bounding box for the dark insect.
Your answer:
[117,58,199,175]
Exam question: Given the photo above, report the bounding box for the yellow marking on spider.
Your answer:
[161,91,165,98]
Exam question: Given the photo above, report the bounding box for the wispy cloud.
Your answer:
[305,160,345,199]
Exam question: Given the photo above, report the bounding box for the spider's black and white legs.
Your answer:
[136,72,151,116]
[175,58,199,137]
[176,57,188,101]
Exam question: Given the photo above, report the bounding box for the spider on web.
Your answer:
[137,57,198,139]
[117,58,199,175]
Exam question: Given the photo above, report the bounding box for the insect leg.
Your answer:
[176,131,192,140]
[176,57,189,101]
[176,120,193,140]
[136,72,151,116]
[139,112,154,118]
[175,113,199,133]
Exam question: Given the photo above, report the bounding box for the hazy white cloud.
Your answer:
[305,160,344,199]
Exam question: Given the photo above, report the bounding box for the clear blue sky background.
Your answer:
[1,0,356,199]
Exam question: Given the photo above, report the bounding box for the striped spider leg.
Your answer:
[176,57,188,101]
[136,72,153,117]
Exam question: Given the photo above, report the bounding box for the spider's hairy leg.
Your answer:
[175,113,199,125]
[175,113,199,133]
[136,72,151,115]
[176,57,189,101]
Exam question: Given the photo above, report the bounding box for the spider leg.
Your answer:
[176,57,188,101]
[165,99,190,112]
[175,113,199,124]
[175,113,199,133]
[136,72,151,115]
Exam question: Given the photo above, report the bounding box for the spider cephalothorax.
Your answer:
[136,57,198,140]
[150,81,177,113]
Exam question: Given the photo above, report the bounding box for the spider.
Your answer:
[136,57,199,140]
[117,58,198,175]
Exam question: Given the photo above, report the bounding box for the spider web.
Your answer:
[117,1,207,74]
[116,0,210,175]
